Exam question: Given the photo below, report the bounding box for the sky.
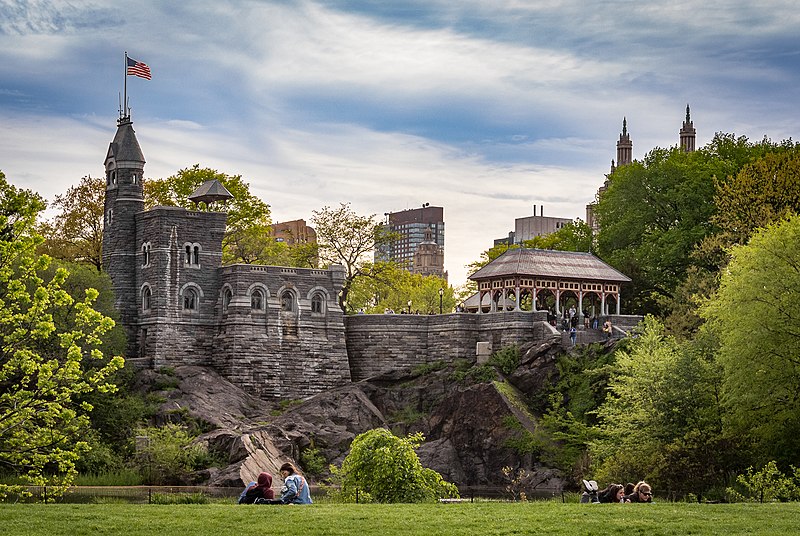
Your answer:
[2,1,799,287]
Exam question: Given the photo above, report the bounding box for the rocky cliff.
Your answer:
[145,333,571,491]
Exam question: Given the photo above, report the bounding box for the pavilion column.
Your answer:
[514,285,521,311]
[616,294,621,315]
[578,290,584,324]
[555,290,561,316]
[477,290,483,314]
[501,288,507,312]
[532,287,538,312]
[601,293,606,316]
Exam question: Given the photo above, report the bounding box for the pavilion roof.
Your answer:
[468,248,631,283]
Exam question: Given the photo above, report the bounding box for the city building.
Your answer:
[271,219,317,245]
[375,205,445,278]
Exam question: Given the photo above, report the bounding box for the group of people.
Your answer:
[580,480,653,504]
[238,462,313,505]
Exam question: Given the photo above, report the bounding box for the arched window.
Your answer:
[311,293,324,314]
[223,288,233,311]
[131,173,138,184]
[281,291,295,312]
[251,289,264,311]
[142,286,152,311]
[142,242,151,266]
[184,243,201,267]
[106,209,114,226]
[183,288,198,311]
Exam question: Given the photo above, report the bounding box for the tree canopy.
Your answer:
[702,214,800,467]
[0,171,124,499]
[311,203,396,308]
[347,262,454,314]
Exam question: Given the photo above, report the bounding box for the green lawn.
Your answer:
[1,502,798,535]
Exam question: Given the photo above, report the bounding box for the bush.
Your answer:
[134,423,209,485]
[301,446,327,477]
[727,461,800,502]
[489,346,521,375]
[333,428,459,503]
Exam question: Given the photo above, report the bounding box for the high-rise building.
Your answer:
[271,219,317,245]
[376,205,445,278]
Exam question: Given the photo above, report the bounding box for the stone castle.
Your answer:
[102,116,563,401]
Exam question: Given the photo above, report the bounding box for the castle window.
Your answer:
[251,289,265,311]
[110,171,116,185]
[183,288,199,311]
[280,291,295,312]
[142,285,152,312]
[131,173,138,184]
[184,243,201,267]
[223,288,233,311]
[106,209,114,226]
[142,242,151,266]
[311,294,324,314]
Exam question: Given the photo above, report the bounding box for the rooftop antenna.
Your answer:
[121,51,130,121]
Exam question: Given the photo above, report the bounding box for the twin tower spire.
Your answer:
[611,105,696,172]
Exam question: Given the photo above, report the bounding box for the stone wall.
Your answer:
[345,311,549,381]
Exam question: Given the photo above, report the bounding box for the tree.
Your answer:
[332,428,459,503]
[523,220,592,252]
[590,317,734,497]
[595,134,794,316]
[0,171,124,499]
[311,203,396,308]
[145,165,286,265]
[38,176,105,271]
[702,214,800,467]
[347,263,455,314]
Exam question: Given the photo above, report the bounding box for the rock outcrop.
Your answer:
[145,337,566,490]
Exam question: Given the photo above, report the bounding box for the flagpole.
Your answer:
[123,51,128,120]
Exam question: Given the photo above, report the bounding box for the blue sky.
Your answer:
[2,0,799,286]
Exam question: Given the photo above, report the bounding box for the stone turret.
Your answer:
[102,116,145,353]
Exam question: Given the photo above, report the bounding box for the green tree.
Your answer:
[38,176,105,271]
[333,428,459,503]
[702,214,800,467]
[347,263,454,314]
[145,165,286,265]
[134,423,209,485]
[523,220,592,252]
[311,203,396,308]
[0,172,124,499]
[590,317,732,496]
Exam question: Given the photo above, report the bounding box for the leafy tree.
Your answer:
[145,165,287,265]
[702,214,800,467]
[590,317,733,497]
[311,203,397,308]
[523,220,592,252]
[38,176,105,271]
[712,147,800,246]
[347,263,454,314]
[332,428,459,503]
[134,423,209,485]
[0,171,124,499]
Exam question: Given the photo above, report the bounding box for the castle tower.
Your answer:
[102,116,145,352]
[616,117,632,166]
[680,104,696,152]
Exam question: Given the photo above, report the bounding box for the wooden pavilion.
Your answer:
[467,248,631,318]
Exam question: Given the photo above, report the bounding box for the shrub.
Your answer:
[134,423,208,485]
[333,428,459,503]
[727,461,800,503]
[489,346,521,375]
[301,446,327,477]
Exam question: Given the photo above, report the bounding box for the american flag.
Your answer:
[127,57,151,80]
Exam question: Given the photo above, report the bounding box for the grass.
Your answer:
[1,502,799,535]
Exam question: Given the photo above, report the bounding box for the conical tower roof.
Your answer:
[188,179,234,205]
[105,116,145,166]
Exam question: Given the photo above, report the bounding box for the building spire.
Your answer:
[616,117,632,166]
[680,104,696,152]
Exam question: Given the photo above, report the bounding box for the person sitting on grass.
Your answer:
[278,462,313,504]
[623,481,653,503]
[238,472,275,504]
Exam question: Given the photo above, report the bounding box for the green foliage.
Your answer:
[74,468,143,486]
[134,424,208,485]
[727,461,800,503]
[411,360,447,376]
[522,219,592,252]
[347,262,455,314]
[702,214,800,466]
[150,492,211,504]
[300,446,327,477]
[0,172,124,500]
[333,428,459,503]
[488,345,520,375]
[450,363,497,384]
[590,317,733,496]
[37,175,105,271]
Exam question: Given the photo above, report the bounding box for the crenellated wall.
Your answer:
[344,311,552,381]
